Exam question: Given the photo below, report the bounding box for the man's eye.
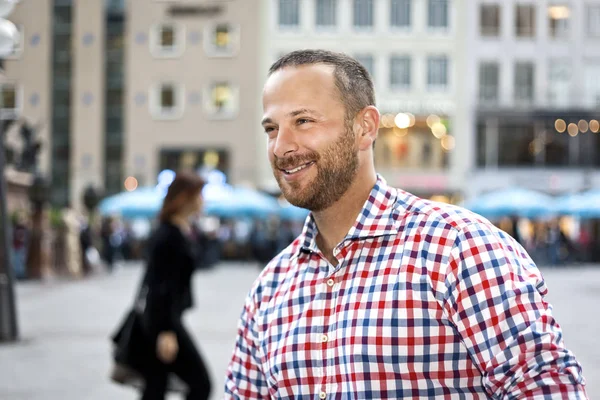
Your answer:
[264,127,275,133]
[297,118,311,125]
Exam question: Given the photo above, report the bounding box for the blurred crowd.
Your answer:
[496,217,600,266]
[8,205,600,280]
[8,206,304,280]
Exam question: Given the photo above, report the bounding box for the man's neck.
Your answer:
[313,169,377,264]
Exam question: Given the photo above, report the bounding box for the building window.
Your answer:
[51,1,72,207]
[548,5,570,39]
[375,116,449,171]
[204,82,239,119]
[316,0,337,27]
[355,54,374,80]
[480,4,500,37]
[150,83,184,120]
[584,61,600,108]
[497,122,537,166]
[479,62,499,104]
[204,23,240,57]
[0,83,20,118]
[279,0,300,27]
[515,4,536,38]
[160,149,230,178]
[353,0,374,28]
[390,56,411,89]
[390,0,411,29]
[428,0,449,29]
[427,55,449,90]
[547,60,571,107]
[150,23,185,58]
[586,5,600,37]
[514,62,535,103]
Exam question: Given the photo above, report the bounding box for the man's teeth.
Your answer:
[286,163,311,174]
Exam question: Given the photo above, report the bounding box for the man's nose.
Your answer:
[273,126,298,158]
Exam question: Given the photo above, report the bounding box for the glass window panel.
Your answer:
[353,0,374,28]
[390,56,411,88]
[548,5,570,38]
[390,0,411,28]
[316,0,337,27]
[516,4,536,37]
[427,56,449,88]
[479,62,499,103]
[1,85,17,109]
[514,62,535,103]
[480,4,500,36]
[428,0,449,28]
[279,0,300,27]
[587,5,600,37]
[161,85,176,109]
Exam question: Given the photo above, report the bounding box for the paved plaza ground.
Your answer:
[0,262,598,399]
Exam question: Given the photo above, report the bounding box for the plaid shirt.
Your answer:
[225,177,587,399]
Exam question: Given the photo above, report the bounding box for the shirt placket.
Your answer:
[317,247,345,399]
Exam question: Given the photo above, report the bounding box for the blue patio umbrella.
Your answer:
[204,186,280,218]
[554,193,584,216]
[555,190,600,218]
[463,187,556,218]
[99,183,280,219]
[98,186,165,219]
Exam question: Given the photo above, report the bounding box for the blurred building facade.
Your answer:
[259,0,469,201]
[2,0,262,209]
[0,1,53,194]
[465,0,600,198]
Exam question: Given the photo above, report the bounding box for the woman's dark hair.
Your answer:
[159,170,205,223]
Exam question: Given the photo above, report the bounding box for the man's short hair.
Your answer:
[268,49,376,123]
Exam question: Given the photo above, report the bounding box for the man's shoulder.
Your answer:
[389,188,506,244]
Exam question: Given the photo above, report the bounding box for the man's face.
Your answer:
[262,64,359,212]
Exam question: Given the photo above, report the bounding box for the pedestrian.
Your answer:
[62,203,83,278]
[224,50,587,398]
[101,216,116,272]
[11,210,29,280]
[79,219,93,275]
[140,170,212,400]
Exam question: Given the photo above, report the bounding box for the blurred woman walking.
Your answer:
[140,171,212,400]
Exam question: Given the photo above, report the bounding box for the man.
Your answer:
[225,50,587,399]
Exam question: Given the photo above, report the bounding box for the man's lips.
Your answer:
[279,161,315,175]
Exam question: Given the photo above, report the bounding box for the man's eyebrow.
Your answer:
[261,108,322,125]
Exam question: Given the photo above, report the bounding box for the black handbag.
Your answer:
[109,277,187,393]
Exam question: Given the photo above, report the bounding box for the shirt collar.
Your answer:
[298,175,403,254]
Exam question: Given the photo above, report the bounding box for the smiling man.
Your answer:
[224,50,587,399]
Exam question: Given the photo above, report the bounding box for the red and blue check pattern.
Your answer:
[225,177,587,399]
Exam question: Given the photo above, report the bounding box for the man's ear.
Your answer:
[356,106,379,151]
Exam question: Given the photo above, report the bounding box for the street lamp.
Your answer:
[0,0,22,342]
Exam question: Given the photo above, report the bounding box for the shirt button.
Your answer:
[326,278,335,287]
[321,334,328,343]
[319,392,327,399]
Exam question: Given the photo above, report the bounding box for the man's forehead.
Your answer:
[264,63,336,91]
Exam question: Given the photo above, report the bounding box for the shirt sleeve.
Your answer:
[443,222,588,399]
[224,292,270,399]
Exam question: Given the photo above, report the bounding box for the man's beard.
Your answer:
[272,127,359,212]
